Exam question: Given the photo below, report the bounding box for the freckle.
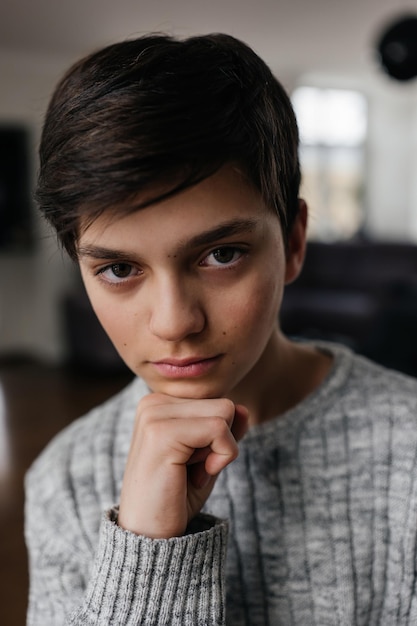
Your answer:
[123,343,127,346]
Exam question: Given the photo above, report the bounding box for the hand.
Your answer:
[118,393,249,538]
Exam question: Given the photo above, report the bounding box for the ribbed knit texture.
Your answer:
[69,512,227,625]
[25,343,417,625]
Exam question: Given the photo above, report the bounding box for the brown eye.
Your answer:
[212,248,237,264]
[110,263,132,278]
[97,262,140,284]
[202,246,245,267]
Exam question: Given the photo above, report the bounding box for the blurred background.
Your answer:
[1,0,417,623]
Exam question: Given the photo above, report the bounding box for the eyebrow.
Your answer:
[180,218,258,250]
[77,218,259,261]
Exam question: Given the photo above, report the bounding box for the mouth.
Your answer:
[150,355,223,378]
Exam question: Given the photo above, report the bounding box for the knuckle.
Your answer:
[137,393,170,423]
[210,415,231,435]
[222,398,236,413]
[136,404,154,426]
[141,418,165,445]
[138,392,166,410]
[214,398,235,418]
[229,444,239,462]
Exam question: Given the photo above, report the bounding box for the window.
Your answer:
[292,87,367,241]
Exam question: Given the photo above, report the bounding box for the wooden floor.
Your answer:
[0,359,133,626]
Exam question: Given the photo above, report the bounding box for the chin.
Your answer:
[146,377,232,400]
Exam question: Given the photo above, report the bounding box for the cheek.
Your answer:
[98,307,127,341]
[84,288,136,353]
[220,270,283,339]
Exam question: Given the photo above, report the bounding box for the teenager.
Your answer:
[26,33,417,625]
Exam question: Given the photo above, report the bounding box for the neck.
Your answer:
[229,331,333,426]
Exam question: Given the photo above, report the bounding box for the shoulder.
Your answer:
[296,341,417,452]
[346,347,417,415]
[316,342,417,454]
[317,340,417,406]
[25,376,148,522]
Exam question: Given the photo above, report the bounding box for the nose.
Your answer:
[148,275,206,342]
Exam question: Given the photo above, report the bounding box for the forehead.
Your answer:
[78,165,279,250]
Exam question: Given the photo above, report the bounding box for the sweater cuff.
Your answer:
[72,510,228,625]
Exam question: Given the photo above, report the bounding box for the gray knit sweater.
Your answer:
[25,343,417,625]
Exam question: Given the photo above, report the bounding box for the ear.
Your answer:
[284,199,308,285]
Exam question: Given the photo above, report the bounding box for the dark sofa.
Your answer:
[280,240,417,377]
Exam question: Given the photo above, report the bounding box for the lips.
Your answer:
[150,355,222,378]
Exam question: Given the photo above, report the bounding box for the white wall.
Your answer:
[365,77,417,240]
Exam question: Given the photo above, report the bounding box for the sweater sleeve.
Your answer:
[25,379,229,625]
[26,497,228,625]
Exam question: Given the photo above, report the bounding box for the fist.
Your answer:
[118,393,249,538]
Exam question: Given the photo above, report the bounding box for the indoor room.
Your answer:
[1,1,417,623]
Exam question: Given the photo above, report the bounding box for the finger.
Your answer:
[187,446,211,465]
[203,428,239,476]
[231,404,250,441]
[138,395,237,428]
[184,407,248,459]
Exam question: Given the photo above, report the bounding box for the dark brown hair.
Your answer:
[36,33,301,259]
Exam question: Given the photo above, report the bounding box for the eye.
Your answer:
[97,263,140,284]
[202,246,245,267]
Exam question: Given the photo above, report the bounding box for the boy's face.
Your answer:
[78,166,305,402]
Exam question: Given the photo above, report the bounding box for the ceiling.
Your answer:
[1,0,416,80]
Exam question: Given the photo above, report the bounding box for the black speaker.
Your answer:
[376,14,417,81]
[0,125,33,252]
